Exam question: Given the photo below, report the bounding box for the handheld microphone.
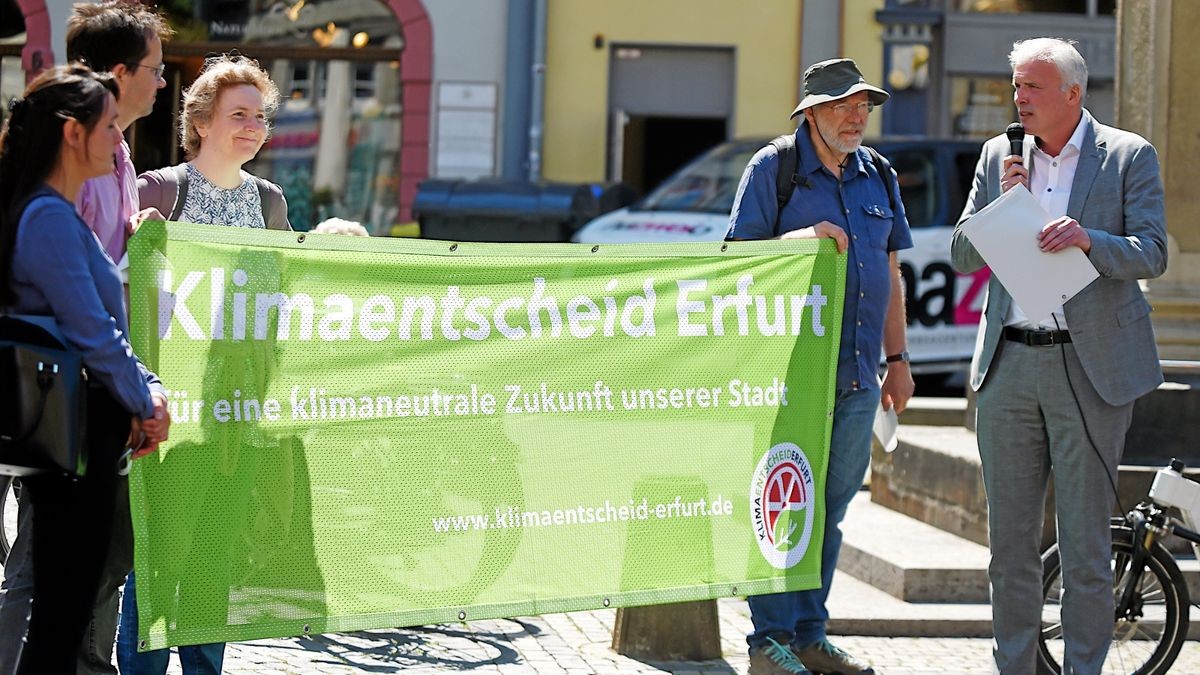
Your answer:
[1006,122,1025,158]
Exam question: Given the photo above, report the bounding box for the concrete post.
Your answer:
[1117,0,1200,361]
[610,476,720,660]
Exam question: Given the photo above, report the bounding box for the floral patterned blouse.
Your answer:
[178,163,267,229]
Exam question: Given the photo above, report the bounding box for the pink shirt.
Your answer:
[75,138,137,263]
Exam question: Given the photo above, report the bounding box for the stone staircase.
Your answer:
[826,494,993,638]
[829,396,1200,639]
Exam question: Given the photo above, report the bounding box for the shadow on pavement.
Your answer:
[252,620,744,673]
[641,658,739,673]
[273,620,544,671]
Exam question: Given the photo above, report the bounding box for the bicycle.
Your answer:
[1039,459,1198,675]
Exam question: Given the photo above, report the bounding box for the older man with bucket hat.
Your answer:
[728,58,915,675]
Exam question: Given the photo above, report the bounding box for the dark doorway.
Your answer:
[622,115,726,195]
[607,45,733,195]
[129,57,205,172]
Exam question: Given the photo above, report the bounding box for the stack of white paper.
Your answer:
[959,185,1098,321]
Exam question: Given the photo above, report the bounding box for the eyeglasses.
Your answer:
[824,101,875,116]
[127,62,166,79]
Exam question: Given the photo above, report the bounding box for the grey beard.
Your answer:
[820,127,863,155]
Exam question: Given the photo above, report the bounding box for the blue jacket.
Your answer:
[11,187,162,418]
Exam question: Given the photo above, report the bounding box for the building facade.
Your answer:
[539,0,887,193]
[876,0,1116,138]
[0,0,512,233]
[2,0,1118,228]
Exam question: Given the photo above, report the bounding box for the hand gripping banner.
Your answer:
[126,222,846,649]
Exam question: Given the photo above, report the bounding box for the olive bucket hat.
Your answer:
[790,58,890,119]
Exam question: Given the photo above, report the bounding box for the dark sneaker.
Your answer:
[792,639,875,674]
[749,637,813,675]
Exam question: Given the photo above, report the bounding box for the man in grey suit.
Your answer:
[951,38,1167,674]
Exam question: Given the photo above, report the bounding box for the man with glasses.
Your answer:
[0,3,172,674]
[728,58,914,675]
[68,0,172,270]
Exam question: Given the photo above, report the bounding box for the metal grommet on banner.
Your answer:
[591,245,599,253]
[139,639,146,650]
[297,234,306,243]
[602,598,611,607]
[458,611,467,620]
[731,586,738,596]
[720,243,728,252]
[449,243,458,252]
[303,624,311,635]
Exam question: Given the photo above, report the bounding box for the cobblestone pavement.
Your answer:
[169,598,1200,675]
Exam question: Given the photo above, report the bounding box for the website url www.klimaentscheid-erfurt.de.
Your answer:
[432,496,734,533]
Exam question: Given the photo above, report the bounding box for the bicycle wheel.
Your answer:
[1,476,16,566]
[1039,525,1189,675]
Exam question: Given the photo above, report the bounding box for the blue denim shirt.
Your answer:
[11,187,161,418]
[728,123,913,390]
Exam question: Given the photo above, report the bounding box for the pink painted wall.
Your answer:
[15,0,53,84]
[384,0,432,224]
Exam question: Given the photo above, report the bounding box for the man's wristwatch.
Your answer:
[885,351,910,364]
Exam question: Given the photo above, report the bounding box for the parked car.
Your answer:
[572,137,988,376]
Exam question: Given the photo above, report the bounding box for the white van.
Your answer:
[573,137,988,377]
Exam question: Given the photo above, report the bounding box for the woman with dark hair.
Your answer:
[0,64,170,675]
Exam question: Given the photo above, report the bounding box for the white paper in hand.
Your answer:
[960,185,1099,322]
[873,401,898,453]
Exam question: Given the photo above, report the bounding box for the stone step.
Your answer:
[859,426,1200,639]
[825,571,993,638]
[826,569,1200,640]
[898,396,967,427]
[870,424,990,546]
[1176,556,1200,604]
[830,523,1200,639]
[840,495,1200,609]
[869,424,1200,550]
[838,492,991,603]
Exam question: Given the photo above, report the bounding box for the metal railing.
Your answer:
[1162,360,1200,374]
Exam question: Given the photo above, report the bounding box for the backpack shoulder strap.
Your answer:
[863,146,897,213]
[168,164,189,222]
[769,132,799,237]
[254,177,273,226]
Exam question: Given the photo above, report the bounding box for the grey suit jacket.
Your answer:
[951,110,1168,407]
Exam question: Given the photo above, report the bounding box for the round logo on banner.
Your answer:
[750,442,816,569]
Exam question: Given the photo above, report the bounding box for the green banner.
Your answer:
[127,222,845,649]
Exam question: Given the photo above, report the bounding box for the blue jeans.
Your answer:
[116,573,225,675]
[747,387,880,650]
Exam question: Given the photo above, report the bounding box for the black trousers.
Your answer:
[15,386,129,675]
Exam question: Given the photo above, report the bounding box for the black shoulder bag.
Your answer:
[0,315,88,476]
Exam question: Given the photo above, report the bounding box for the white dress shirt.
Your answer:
[1005,113,1088,330]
